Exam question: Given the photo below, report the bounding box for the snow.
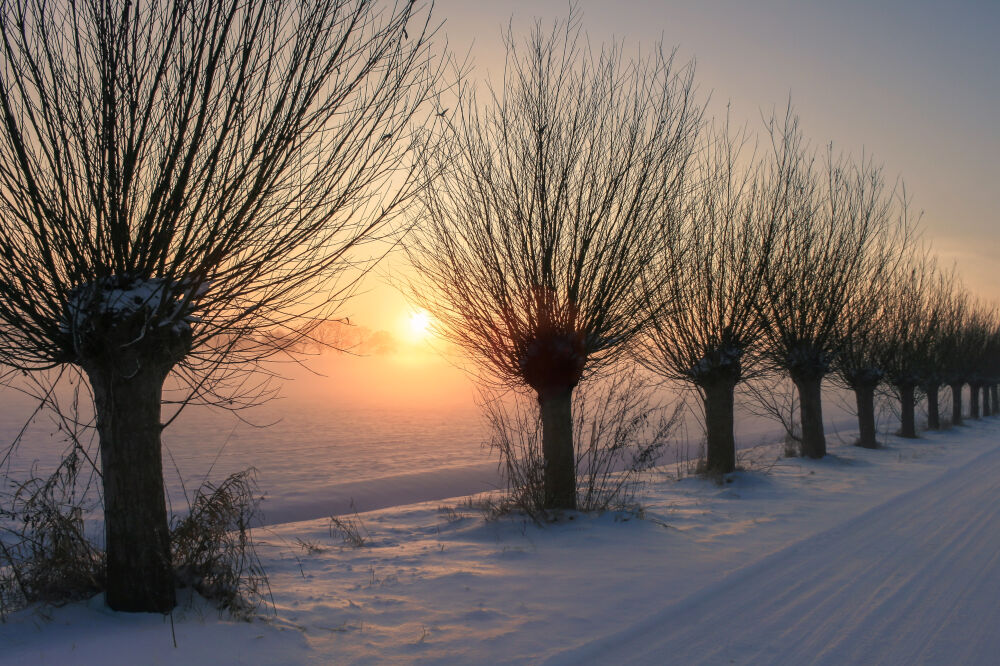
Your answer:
[62,275,205,337]
[2,419,1000,664]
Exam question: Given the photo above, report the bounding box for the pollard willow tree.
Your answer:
[834,290,891,449]
[983,318,1000,417]
[638,120,775,474]
[759,111,899,459]
[408,15,701,509]
[935,283,973,426]
[0,0,439,612]
[831,187,911,448]
[914,267,961,430]
[881,255,941,438]
[963,304,998,419]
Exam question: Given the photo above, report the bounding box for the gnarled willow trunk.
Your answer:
[924,384,940,430]
[970,384,981,419]
[791,374,826,459]
[853,383,878,448]
[897,383,917,438]
[83,356,176,613]
[538,387,576,510]
[701,379,737,474]
[950,382,964,426]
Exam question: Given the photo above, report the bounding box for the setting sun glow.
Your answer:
[406,310,432,342]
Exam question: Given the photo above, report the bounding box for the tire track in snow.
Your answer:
[550,441,1000,665]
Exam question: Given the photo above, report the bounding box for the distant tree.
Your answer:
[988,323,1000,417]
[0,0,439,612]
[986,320,1000,417]
[920,270,964,429]
[936,285,974,425]
[964,304,998,419]
[408,14,701,509]
[833,297,889,449]
[833,192,913,448]
[758,110,898,458]
[880,255,940,438]
[638,119,775,474]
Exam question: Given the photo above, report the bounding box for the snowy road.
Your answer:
[555,442,1000,665]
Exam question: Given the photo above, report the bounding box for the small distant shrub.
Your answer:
[736,443,781,476]
[437,505,463,524]
[170,468,271,620]
[783,432,801,458]
[481,366,679,522]
[294,538,327,554]
[329,506,371,548]
[741,377,801,457]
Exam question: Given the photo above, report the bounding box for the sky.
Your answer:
[323,0,1000,403]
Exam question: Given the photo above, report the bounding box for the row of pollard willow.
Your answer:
[404,10,1000,510]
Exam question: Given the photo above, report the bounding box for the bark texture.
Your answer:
[924,385,940,430]
[538,387,576,510]
[898,383,917,438]
[85,358,175,612]
[792,375,826,458]
[950,383,964,426]
[701,380,737,474]
[853,383,878,448]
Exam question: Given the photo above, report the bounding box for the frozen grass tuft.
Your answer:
[170,468,272,620]
[329,506,371,548]
[0,451,103,619]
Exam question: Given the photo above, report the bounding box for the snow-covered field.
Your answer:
[0,375,860,522]
[2,418,999,665]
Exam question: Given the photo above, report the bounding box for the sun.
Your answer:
[406,310,432,341]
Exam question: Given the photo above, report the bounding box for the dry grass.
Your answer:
[480,367,679,522]
[170,468,271,620]
[0,451,103,619]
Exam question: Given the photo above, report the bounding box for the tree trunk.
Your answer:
[970,384,981,419]
[792,375,826,459]
[898,383,917,438]
[538,387,576,510]
[85,361,175,613]
[950,383,963,426]
[924,385,940,430]
[924,384,941,430]
[983,384,992,417]
[854,383,878,448]
[992,386,999,417]
[702,379,737,474]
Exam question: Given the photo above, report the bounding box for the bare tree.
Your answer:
[988,323,1000,417]
[935,284,973,425]
[880,254,940,438]
[963,304,998,420]
[833,194,913,448]
[833,302,888,449]
[0,0,439,612]
[986,320,1000,417]
[638,118,774,474]
[759,109,898,458]
[408,14,701,509]
[919,269,964,429]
